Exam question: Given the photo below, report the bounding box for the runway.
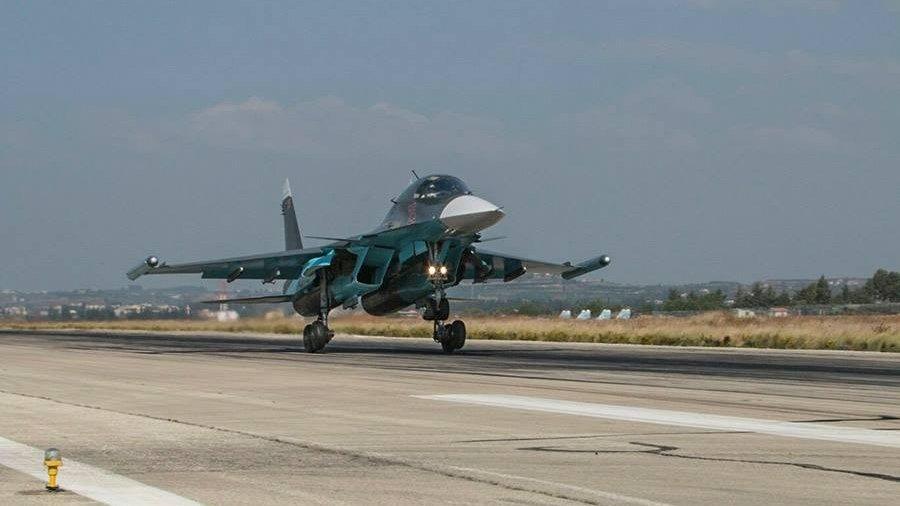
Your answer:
[0,330,898,505]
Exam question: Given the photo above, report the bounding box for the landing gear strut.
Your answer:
[424,242,466,353]
[303,272,334,353]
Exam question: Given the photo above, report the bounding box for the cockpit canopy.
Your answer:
[398,175,471,205]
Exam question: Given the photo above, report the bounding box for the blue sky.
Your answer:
[2,1,899,290]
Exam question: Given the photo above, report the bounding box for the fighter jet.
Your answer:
[127,174,611,353]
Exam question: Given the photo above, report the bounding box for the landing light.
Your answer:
[427,264,449,279]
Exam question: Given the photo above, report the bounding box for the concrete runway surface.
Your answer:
[0,329,898,505]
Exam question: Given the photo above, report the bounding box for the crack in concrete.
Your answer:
[457,430,751,444]
[519,441,900,483]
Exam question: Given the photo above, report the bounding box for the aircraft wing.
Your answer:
[126,247,329,281]
[469,249,611,281]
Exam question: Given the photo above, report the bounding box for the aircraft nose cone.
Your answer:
[440,195,504,233]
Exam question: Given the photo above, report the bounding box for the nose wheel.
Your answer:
[437,319,466,353]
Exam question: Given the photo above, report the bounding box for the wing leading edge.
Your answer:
[126,247,328,282]
[466,249,611,282]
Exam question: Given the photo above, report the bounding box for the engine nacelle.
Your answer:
[361,289,413,316]
[361,269,432,316]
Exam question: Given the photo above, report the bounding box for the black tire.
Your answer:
[302,324,315,352]
[441,320,466,353]
[450,320,466,349]
[302,321,329,353]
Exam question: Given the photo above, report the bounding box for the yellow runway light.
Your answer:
[43,448,62,492]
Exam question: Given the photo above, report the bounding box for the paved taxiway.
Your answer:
[0,330,898,505]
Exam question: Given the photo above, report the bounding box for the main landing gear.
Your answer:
[302,315,333,353]
[303,272,334,353]
[423,242,466,353]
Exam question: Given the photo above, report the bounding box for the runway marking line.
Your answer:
[416,394,900,449]
[0,435,201,506]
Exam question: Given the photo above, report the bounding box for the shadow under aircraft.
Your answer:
[128,173,611,353]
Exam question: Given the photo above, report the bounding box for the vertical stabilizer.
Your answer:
[282,179,303,250]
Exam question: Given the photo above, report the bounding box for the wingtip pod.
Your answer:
[561,254,611,280]
[282,178,293,201]
[126,256,161,281]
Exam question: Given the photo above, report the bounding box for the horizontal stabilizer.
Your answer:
[199,294,294,304]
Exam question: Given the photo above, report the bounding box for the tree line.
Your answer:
[663,268,899,311]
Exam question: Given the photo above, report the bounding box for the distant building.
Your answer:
[768,307,789,318]
[114,304,144,318]
[2,306,27,317]
[733,308,756,318]
[576,309,592,320]
[559,310,572,319]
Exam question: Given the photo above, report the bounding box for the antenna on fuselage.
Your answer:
[410,169,421,181]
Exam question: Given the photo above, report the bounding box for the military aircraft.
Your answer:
[127,174,611,353]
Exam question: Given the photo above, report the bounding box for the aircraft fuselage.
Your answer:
[290,175,504,317]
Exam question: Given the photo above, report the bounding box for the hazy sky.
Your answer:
[2,1,899,291]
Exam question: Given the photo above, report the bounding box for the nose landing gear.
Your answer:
[422,255,466,352]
